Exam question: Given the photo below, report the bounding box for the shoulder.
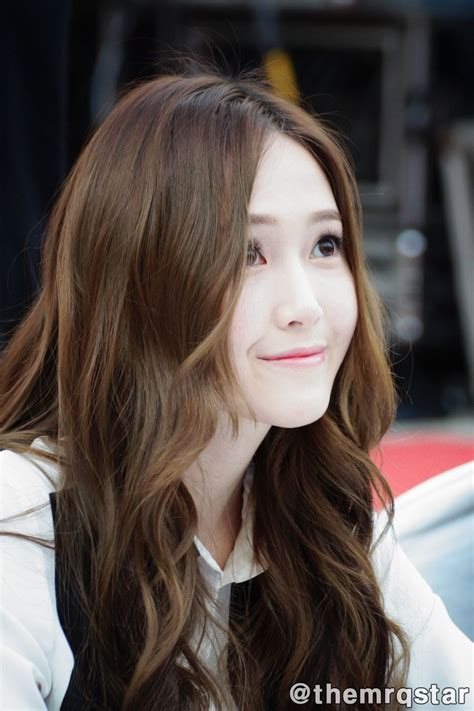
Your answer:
[371,461,474,635]
[370,483,473,699]
[0,436,60,599]
[1,439,74,709]
[370,508,437,638]
[1,437,61,534]
[0,437,60,653]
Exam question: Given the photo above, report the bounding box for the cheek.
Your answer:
[326,275,358,345]
[228,288,259,364]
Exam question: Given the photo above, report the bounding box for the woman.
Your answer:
[0,63,472,710]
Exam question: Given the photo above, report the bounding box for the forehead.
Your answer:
[249,133,338,219]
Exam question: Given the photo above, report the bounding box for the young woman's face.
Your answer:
[229,133,358,428]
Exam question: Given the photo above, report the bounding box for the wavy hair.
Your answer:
[0,59,409,709]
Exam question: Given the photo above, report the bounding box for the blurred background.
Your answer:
[2,0,473,466]
[1,0,473,636]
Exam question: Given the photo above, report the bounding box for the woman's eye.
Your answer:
[246,241,263,267]
[246,234,344,267]
[314,234,344,258]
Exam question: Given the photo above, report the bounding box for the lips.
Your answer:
[260,345,326,360]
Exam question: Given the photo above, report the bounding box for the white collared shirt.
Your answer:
[1,439,472,710]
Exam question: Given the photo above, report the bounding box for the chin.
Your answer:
[261,402,330,429]
[272,414,327,429]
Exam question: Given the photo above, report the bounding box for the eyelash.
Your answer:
[246,232,345,268]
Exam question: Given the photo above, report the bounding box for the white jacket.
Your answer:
[1,439,472,710]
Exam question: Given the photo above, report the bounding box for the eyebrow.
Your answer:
[249,209,342,226]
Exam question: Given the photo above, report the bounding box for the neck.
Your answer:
[182,414,269,569]
[194,476,245,569]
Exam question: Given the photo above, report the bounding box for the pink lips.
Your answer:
[259,346,326,368]
[261,345,326,360]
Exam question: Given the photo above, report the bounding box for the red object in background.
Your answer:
[371,433,473,498]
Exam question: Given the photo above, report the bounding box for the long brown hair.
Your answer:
[0,58,409,710]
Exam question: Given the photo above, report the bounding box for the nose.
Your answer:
[274,265,324,327]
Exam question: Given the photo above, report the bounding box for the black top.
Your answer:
[49,491,269,710]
